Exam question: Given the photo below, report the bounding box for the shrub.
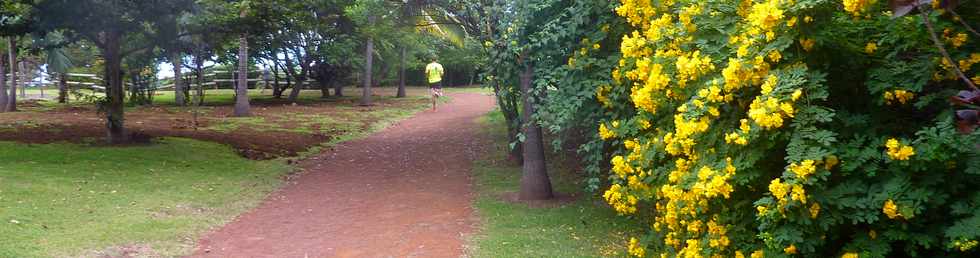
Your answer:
[596,0,980,257]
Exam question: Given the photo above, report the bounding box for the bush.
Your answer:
[595,0,980,257]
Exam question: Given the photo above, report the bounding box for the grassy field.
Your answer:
[0,86,479,257]
[466,111,641,257]
[0,138,289,257]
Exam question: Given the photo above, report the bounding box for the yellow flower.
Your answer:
[747,0,784,32]
[883,199,901,219]
[599,123,616,140]
[804,16,813,23]
[789,160,817,180]
[843,0,878,17]
[825,155,839,170]
[784,244,798,254]
[841,253,859,258]
[810,202,821,218]
[864,42,877,54]
[800,38,815,52]
[885,138,915,161]
[751,250,764,258]
[883,89,914,105]
[593,43,601,50]
[628,237,646,257]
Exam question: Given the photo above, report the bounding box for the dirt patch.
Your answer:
[79,244,160,258]
[0,96,427,160]
[498,191,578,208]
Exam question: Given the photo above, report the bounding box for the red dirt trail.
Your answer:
[191,93,495,258]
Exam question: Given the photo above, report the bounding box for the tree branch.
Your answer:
[920,7,977,90]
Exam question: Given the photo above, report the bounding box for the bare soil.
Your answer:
[0,96,426,159]
[190,93,495,257]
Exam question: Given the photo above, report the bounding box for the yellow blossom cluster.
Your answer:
[952,239,978,252]
[885,138,915,161]
[605,0,838,256]
[864,42,877,54]
[943,28,969,48]
[882,199,902,219]
[841,253,859,258]
[842,0,877,17]
[883,89,915,105]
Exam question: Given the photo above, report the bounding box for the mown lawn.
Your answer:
[0,138,289,257]
[467,111,642,257]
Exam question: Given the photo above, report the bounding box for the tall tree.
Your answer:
[233,3,251,117]
[518,62,552,200]
[30,0,195,143]
[6,37,18,112]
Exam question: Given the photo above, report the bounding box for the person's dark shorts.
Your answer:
[429,81,443,89]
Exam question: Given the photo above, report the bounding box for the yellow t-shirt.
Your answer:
[425,62,444,84]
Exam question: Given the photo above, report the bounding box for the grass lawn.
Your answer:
[466,110,642,257]
[0,86,476,257]
[0,138,289,257]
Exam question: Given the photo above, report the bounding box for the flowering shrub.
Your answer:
[595,0,980,257]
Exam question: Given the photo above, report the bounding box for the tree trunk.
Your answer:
[360,35,374,106]
[318,66,331,98]
[272,61,281,97]
[172,54,185,106]
[194,53,205,106]
[518,64,553,200]
[19,61,27,98]
[334,75,344,97]
[6,37,18,112]
[233,24,251,117]
[397,46,406,98]
[103,31,127,144]
[361,15,376,106]
[0,56,7,111]
[58,73,68,104]
[288,77,303,102]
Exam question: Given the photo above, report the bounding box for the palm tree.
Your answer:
[45,47,73,103]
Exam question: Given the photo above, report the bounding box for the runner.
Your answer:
[425,56,445,110]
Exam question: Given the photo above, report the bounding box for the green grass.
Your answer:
[0,138,290,257]
[466,110,641,257]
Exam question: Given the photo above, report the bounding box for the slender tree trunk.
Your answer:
[7,37,18,112]
[360,35,374,106]
[518,64,553,200]
[397,46,406,98]
[19,61,27,98]
[194,53,205,106]
[285,57,304,102]
[272,61,281,97]
[172,54,185,106]
[58,73,68,104]
[334,74,344,97]
[0,57,7,111]
[233,22,251,117]
[103,31,127,144]
[318,67,331,98]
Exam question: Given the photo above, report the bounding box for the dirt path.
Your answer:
[191,93,495,258]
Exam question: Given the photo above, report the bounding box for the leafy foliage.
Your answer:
[538,0,980,257]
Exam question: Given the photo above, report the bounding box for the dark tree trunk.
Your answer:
[317,66,331,98]
[102,31,127,144]
[0,56,7,111]
[233,24,251,117]
[334,74,344,97]
[194,53,205,106]
[360,35,374,106]
[172,54,185,106]
[517,64,553,200]
[397,46,406,98]
[285,56,305,102]
[58,73,68,104]
[272,61,281,97]
[6,37,18,112]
